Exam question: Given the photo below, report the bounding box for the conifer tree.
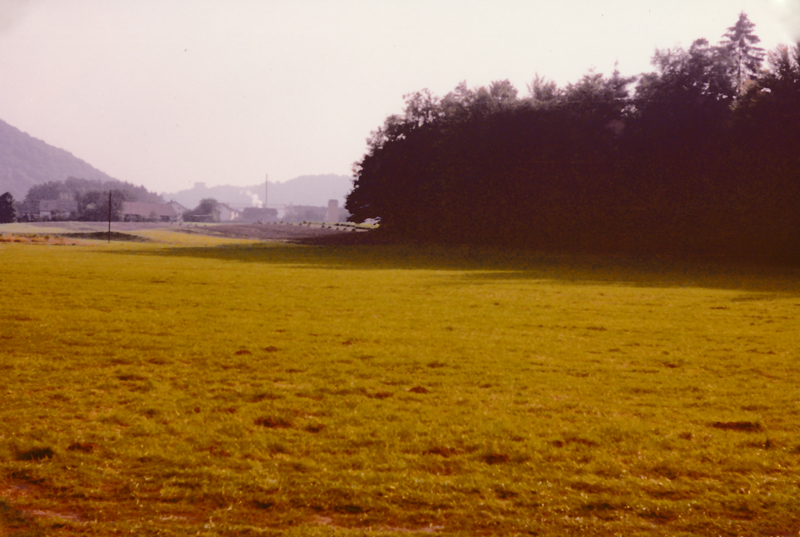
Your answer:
[720,11,765,92]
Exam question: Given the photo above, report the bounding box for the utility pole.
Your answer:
[108,190,112,243]
[265,173,268,222]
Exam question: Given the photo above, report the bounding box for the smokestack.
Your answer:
[325,199,338,223]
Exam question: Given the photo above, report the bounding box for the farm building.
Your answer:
[39,199,78,219]
[218,203,239,222]
[167,201,189,217]
[122,201,188,222]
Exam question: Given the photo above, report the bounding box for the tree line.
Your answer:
[11,177,163,222]
[346,13,800,261]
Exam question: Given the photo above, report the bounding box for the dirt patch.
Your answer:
[15,448,54,461]
[254,417,293,429]
[8,221,386,244]
[424,446,458,457]
[711,421,763,432]
[367,391,394,399]
[304,423,326,433]
[0,234,78,245]
[552,437,598,448]
[179,223,364,242]
[67,442,97,453]
[60,231,151,242]
[482,453,510,465]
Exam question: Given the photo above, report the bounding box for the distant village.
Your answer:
[33,196,349,224]
[6,175,353,225]
[0,115,354,226]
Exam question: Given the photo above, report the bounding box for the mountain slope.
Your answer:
[0,119,119,199]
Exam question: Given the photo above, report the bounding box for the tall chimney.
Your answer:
[325,199,338,223]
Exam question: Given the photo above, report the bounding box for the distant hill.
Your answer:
[0,117,353,210]
[163,174,353,209]
[0,119,121,199]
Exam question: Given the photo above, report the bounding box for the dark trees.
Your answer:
[346,13,799,261]
[184,198,221,222]
[725,43,800,254]
[527,74,560,103]
[0,192,16,223]
[735,43,800,150]
[77,190,127,221]
[20,181,72,218]
[623,38,736,241]
[19,177,160,220]
[631,38,736,165]
[347,75,632,246]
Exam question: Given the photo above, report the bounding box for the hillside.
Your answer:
[163,174,353,209]
[0,119,120,199]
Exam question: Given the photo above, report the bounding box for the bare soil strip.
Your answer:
[6,221,374,243]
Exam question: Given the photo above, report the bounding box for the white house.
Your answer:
[167,201,189,219]
[218,203,240,222]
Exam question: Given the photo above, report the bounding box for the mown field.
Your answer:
[1,225,800,536]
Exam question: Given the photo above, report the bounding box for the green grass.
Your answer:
[2,229,800,535]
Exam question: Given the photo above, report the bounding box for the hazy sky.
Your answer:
[0,0,797,194]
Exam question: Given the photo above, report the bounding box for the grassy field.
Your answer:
[1,226,800,536]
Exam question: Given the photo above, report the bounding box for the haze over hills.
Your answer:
[162,175,353,209]
[0,119,121,200]
[0,117,353,209]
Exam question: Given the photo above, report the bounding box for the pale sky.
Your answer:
[0,0,797,194]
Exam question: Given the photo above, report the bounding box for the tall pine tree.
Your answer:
[720,12,765,93]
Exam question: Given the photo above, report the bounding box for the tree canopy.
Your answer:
[77,189,127,222]
[19,177,161,221]
[721,11,766,92]
[0,192,16,223]
[346,14,800,261]
[184,198,221,222]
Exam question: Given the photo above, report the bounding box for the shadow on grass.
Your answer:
[94,238,800,296]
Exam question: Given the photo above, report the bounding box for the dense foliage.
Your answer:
[347,13,800,261]
[18,177,162,221]
[0,192,16,223]
[77,189,128,222]
[183,198,221,222]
